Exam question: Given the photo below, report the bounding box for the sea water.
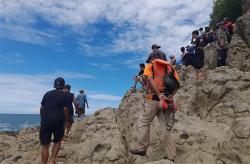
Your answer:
[0,114,40,131]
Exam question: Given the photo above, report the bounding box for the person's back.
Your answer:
[39,77,69,164]
[41,89,66,124]
[76,90,88,117]
[64,91,74,116]
[76,93,87,108]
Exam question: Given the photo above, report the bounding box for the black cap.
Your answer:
[54,77,65,89]
[151,44,161,49]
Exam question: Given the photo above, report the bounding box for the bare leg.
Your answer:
[196,70,199,80]
[66,123,72,137]
[51,141,61,164]
[41,145,50,164]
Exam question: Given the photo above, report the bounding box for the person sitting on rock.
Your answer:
[39,77,70,164]
[217,22,228,67]
[130,52,177,162]
[76,89,89,118]
[63,84,78,136]
[131,63,145,91]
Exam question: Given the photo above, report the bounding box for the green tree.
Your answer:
[210,0,243,29]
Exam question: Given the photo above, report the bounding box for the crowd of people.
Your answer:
[180,17,234,80]
[39,77,89,164]
[129,17,234,162]
[38,17,234,164]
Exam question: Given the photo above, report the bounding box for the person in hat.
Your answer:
[76,89,89,118]
[39,77,69,164]
[146,44,167,63]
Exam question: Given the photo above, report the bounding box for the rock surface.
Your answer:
[237,8,250,46]
[1,64,250,164]
[1,4,250,164]
[227,34,250,71]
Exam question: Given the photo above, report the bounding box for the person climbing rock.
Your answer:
[76,89,89,118]
[130,53,179,162]
[146,44,167,63]
[223,17,234,43]
[39,77,69,164]
[131,63,145,91]
[63,84,78,136]
[217,22,228,67]
[191,30,205,80]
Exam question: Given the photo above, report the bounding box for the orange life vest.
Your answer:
[151,59,180,93]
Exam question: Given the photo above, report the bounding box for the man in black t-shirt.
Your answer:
[63,84,78,136]
[40,77,69,164]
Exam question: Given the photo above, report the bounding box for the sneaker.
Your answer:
[129,149,146,156]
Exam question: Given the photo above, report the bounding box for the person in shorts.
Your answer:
[63,84,78,136]
[39,77,70,164]
[76,89,89,118]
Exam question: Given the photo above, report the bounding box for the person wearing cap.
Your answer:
[130,52,176,162]
[217,22,228,67]
[76,89,89,118]
[146,44,167,63]
[39,77,69,164]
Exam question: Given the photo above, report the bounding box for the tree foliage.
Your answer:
[210,0,243,28]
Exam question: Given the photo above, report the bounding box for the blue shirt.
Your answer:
[76,93,88,108]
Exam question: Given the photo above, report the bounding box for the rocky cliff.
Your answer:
[1,66,250,164]
[1,4,250,164]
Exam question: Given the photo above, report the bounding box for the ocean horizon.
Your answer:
[0,114,40,131]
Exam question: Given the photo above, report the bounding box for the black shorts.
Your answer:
[39,122,64,145]
[193,49,204,70]
[78,108,85,114]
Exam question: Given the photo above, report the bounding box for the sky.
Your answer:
[0,0,213,114]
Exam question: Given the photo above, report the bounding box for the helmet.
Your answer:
[54,77,65,89]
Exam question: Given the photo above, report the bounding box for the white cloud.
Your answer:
[0,72,119,114]
[90,63,117,70]
[0,0,212,48]
[88,94,122,101]
[0,53,26,64]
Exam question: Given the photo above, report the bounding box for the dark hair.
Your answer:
[205,27,210,32]
[181,47,185,52]
[199,27,203,31]
[192,30,199,36]
[64,84,71,91]
[139,63,145,68]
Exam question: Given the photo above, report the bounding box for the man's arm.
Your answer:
[146,76,167,100]
[63,106,70,130]
[85,95,89,108]
[73,95,79,110]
